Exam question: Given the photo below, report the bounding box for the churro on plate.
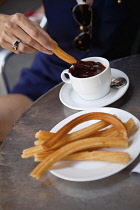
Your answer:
[21,111,137,180]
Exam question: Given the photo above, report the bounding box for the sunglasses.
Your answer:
[72,4,93,52]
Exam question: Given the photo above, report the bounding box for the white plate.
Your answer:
[49,107,140,182]
[59,68,129,110]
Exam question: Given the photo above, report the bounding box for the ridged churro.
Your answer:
[42,112,128,149]
[22,145,44,158]
[34,118,136,147]
[64,151,131,163]
[50,39,77,64]
[30,137,128,179]
[34,150,131,164]
[93,118,136,138]
[21,112,136,180]
[35,130,54,141]
[25,120,109,157]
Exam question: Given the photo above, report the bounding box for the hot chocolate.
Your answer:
[69,61,106,78]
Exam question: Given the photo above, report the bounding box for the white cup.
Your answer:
[61,57,111,100]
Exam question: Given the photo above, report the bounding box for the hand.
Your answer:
[0,13,54,54]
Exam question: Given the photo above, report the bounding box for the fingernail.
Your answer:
[47,44,54,51]
[44,50,53,55]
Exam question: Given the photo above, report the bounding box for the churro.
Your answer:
[50,39,77,64]
[93,118,136,138]
[30,137,128,179]
[21,112,136,180]
[22,145,44,158]
[34,150,131,164]
[34,139,46,146]
[34,118,135,148]
[25,120,109,157]
[48,120,109,150]
[64,151,131,163]
[42,112,128,149]
[35,130,54,141]
[50,39,105,71]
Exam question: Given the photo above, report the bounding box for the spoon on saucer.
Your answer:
[110,77,127,88]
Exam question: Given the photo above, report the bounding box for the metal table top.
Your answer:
[0,55,140,210]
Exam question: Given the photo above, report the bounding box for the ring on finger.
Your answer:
[12,40,21,51]
[12,39,27,51]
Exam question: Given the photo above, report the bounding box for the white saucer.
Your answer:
[59,68,129,110]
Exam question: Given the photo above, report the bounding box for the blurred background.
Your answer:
[0,0,42,91]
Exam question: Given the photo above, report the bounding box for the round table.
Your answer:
[0,55,140,210]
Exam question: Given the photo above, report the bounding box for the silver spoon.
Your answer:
[110,77,127,88]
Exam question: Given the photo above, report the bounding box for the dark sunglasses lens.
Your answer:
[72,4,92,27]
[73,33,91,51]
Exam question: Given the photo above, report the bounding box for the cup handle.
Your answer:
[61,69,71,84]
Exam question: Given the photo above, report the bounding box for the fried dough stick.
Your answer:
[23,120,109,158]
[42,112,128,149]
[34,151,53,161]
[93,118,136,138]
[34,151,131,164]
[48,120,110,150]
[50,39,77,64]
[22,145,44,158]
[125,118,137,137]
[50,39,103,70]
[34,139,46,146]
[64,151,131,163]
[34,118,135,146]
[23,112,127,157]
[23,117,134,158]
[35,130,54,141]
[34,119,135,161]
[35,120,109,146]
[30,137,128,179]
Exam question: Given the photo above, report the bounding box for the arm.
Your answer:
[0,94,33,142]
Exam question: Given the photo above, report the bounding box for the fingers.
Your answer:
[10,13,54,52]
[0,29,37,54]
[13,41,37,54]
[0,13,54,54]
[5,41,37,54]
[7,22,52,54]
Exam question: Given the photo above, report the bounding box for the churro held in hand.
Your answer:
[50,39,104,71]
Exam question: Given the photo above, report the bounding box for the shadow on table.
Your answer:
[40,154,140,201]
